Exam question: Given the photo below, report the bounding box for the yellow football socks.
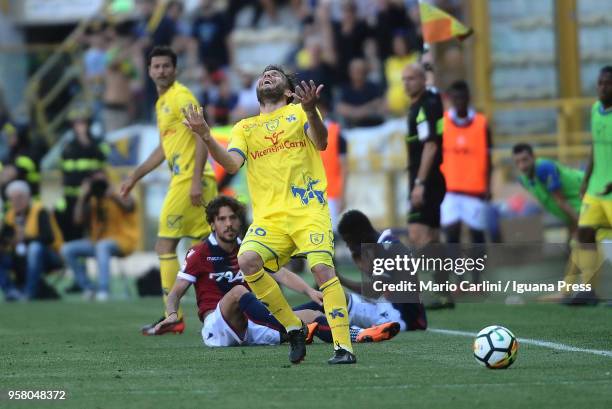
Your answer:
[572,245,604,291]
[244,269,303,331]
[320,276,353,353]
[159,253,183,319]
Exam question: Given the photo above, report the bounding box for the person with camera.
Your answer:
[0,180,63,301]
[60,170,139,301]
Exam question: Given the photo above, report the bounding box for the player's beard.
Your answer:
[218,228,238,244]
[256,83,286,104]
[155,73,176,91]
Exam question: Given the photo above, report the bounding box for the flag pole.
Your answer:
[417,0,435,86]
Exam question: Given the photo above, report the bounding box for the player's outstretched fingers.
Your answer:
[292,87,304,102]
[315,84,324,97]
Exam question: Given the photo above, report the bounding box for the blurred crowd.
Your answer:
[77,0,450,130]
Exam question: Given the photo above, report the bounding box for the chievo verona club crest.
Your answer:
[291,175,325,206]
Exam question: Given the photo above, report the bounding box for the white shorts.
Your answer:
[348,293,406,331]
[440,192,487,230]
[201,303,281,347]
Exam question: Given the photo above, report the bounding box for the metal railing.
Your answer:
[488,97,596,165]
[23,0,169,145]
[24,12,98,145]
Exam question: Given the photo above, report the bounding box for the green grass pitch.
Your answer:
[2,295,611,409]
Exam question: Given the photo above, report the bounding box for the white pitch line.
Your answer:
[429,328,612,358]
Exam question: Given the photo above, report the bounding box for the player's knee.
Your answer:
[227,285,249,303]
[311,263,335,286]
[577,227,596,244]
[238,251,263,275]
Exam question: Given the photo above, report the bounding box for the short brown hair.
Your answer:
[205,195,245,225]
[147,46,177,67]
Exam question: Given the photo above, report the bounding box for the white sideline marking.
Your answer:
[430,328,612,358]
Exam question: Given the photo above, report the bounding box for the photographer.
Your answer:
[0,181,63,300]
[60,170,139,301]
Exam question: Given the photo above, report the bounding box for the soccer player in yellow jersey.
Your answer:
[119,46,217,334]
[183,65,355,364]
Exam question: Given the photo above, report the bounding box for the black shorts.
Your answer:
[408,174,446,228]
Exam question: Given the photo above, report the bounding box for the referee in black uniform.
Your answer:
[402,63,453,309]
[403,62,446,247]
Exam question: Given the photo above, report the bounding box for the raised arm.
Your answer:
[190,135,208,205]
[182,105,244,174]
[293,80,328,151]
[119,145,165,197]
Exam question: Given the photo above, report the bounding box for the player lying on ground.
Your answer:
[183,65,355,364]
[297,210,427,333]
[149,196,400,346]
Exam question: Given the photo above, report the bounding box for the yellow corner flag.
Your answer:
[419,1,473,44]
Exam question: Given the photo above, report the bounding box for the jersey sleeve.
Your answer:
[416,93,444,143]
[535,160,562,192]
[177,247,202,283]
[227,122,248,162]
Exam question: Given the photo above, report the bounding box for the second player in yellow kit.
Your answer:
[156,80,217,240]
[120,47,217,335]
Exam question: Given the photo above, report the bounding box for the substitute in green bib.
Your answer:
[512,143,595,304]
[513,143,583,235]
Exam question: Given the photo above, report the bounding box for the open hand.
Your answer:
[292,80,324,113]
[154,313,179,332]
[306,288,324,306]
[119,175,136,198]
[182,104,211,142]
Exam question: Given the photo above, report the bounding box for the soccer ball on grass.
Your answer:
[473,325,519,369]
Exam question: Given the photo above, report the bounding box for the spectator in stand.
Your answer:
[363,38,383,85]
[374,0,420,61]
[191,0,231,73]
[133,0,177,48]
[233,0,300,30]
[61,171,140,301]
[133,0,178,119]
[166,0,192,56]
[330,1,371,84]
[0,181,63,300]
[337,58,386,128]
[384,31,419,116]
[295,36,336,107]
[103,23,140,132]
[83,24,108,121]
[201,70,238,126]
